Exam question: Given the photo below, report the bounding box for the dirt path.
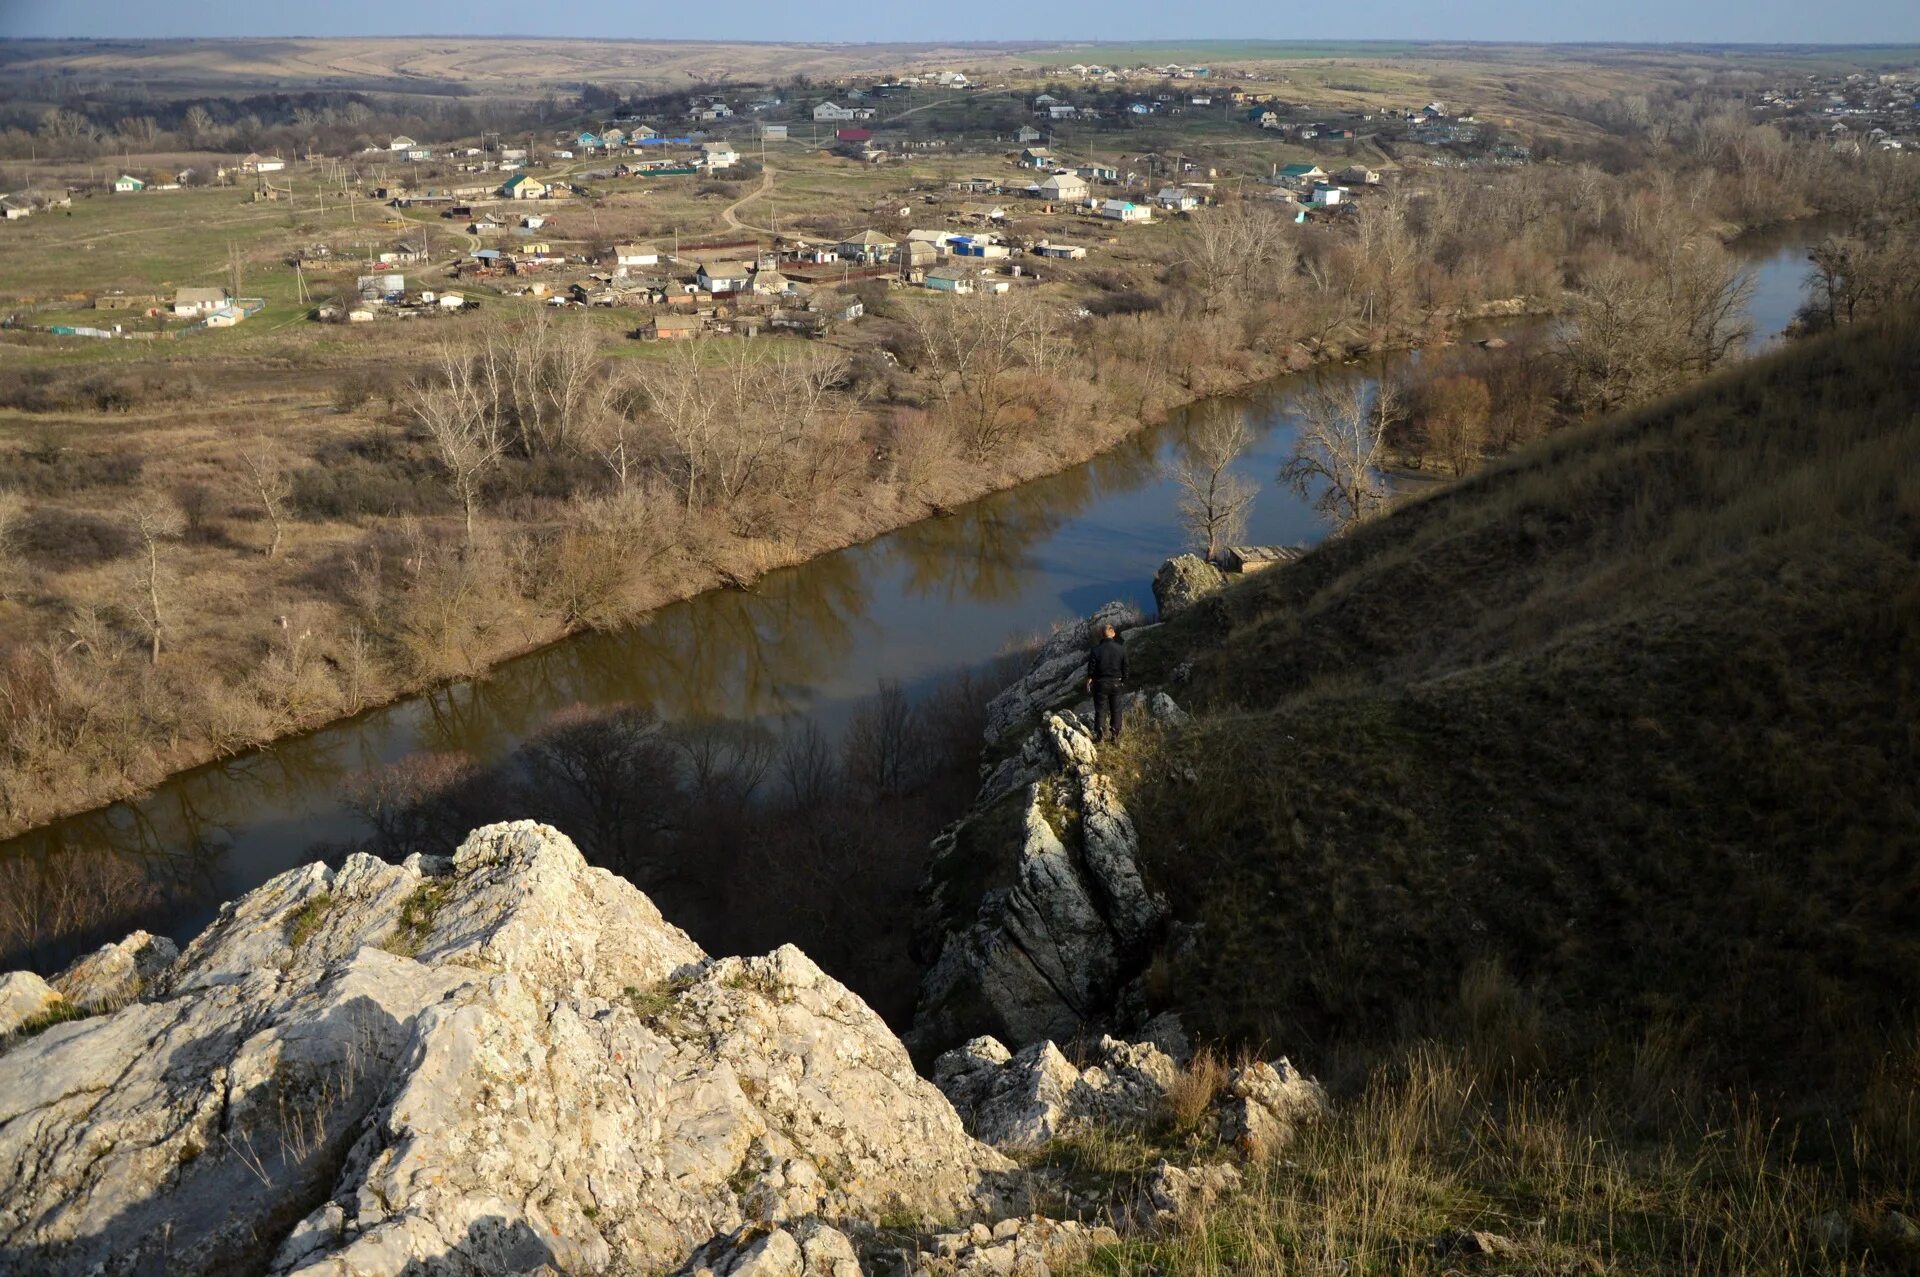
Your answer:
[722,164,776,235]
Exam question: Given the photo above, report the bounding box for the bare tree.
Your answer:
[240,450,293,559]
[629,341,720,510]
[1562,236,1753,415]
[128,497,187,664]
[500,308,603,457]
[1177,199,1298,315]
[409,340,510,549]
[1422,374,1493,477]
[906,288,1060,461]
[1169,409,1257,561]
[1280,377,1400,533]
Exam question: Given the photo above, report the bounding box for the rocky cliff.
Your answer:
[0,822,1013,1277]
[908,604,1184,1057]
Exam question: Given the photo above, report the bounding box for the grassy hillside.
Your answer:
[1123,311,1920,1094]
[1045,314,1920,1275]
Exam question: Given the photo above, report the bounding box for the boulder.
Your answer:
[1152,555,1225,617]
[675,1220,862,1277]
[50,929,178,1011]
[1217,1058,1329,1156]
[933,1034,1178,1150]
[908,1216,1120,1277]
[0,822,1011,1277]
[1131,1161,1241,1233]
[0,971,62,1035]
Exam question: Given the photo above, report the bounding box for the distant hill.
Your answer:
[1125,312,1920,1093]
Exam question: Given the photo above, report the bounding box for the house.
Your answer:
[1248,109,1280,129]
[1045,104,1078,120]
[894,240,939,270]
[601,128,627,147]
[750,269,793,295]
[649,314,702,340]
[1032,93,1064,111]
[1014,125,1045,144]
[388,136,417,151]
[1099,198,1150,222]
[1031,240,1087,259]
[814,101,857,122]
[947,235,1010,259]
[521,214,547,229]
[1309,183,1347,206]
[113,175,145,193]
[1336,165,1381,185]
[695,260,753,293]
[500,174,548,200]
[610,243,661,269]
[629,126,658,142]
[1276,162,1328,186]
[702,141,739,169]
[1038,172,1090,203]
[958,202,1008,222]
[837,229,897,263]
[923,266,975,294]
[1,198,30,220]
[500,148,528,162]
[1076,164,1119,183]
[761,123,789,140]
[204,306,250,328]
[1154,186,1201,210]
[577,132,603,151]
[242,153,286,173]
[172,286,229,317]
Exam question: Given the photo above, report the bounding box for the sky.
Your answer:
[1,0,1917,45]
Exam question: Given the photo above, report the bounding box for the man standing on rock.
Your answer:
[1086,622,1128,745]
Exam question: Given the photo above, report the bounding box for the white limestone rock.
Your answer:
[50,928,178,1011]
[908,1216,1120,1277]
[1131,1160,1242,1233]
[0,821,1011,1277]
[0,970,62,1035]
[1217,1058,1330,1156]
[912,708,1166,1055]
[932,1034,1178,1150]
[983,603,1149,746]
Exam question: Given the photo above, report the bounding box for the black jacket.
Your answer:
[1087,635,1127,684]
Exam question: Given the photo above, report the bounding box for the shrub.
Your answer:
[14,507,137,569]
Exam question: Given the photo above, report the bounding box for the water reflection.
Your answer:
[0,231,1821,971]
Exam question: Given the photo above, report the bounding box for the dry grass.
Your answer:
[1068,1041,1917,1276]
[1081,311,1920,1272]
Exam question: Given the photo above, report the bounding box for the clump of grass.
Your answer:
[1160,1047,1229,1135]
[619,974,701,1036]
[283,892,336,950]
[381,879,452,957]
[13,999,93,1039]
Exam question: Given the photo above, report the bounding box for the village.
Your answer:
[0,61,1533,348]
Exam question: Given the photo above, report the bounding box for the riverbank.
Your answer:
[0,306,1482,847]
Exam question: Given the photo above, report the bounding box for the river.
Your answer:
[0,228,1819,975]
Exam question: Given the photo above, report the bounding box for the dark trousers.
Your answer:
[1091,680,1125,742]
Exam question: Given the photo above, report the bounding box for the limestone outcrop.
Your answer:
[0,822,1012,1277]
[910,704,1168,1056]
[931,1034,1179,1150]
[1152,554,1225,617]
[980,602,1145,748]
